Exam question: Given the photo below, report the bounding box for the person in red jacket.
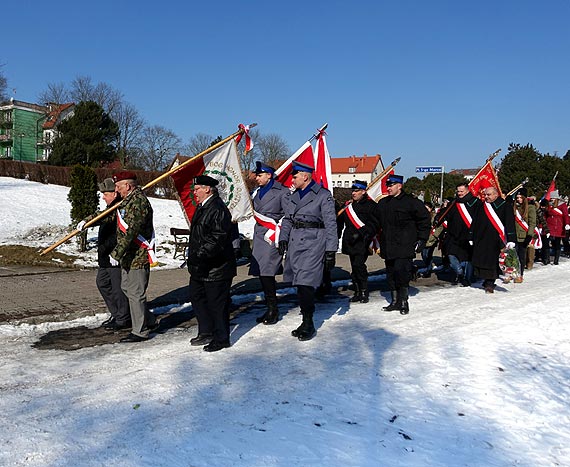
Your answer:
[544,190,570,265]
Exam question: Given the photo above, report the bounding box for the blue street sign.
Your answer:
[415,166,443,173]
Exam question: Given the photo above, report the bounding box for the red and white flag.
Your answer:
[469,161,502,200]
[313,129,332,190]
[545,179,557,201]
[274,141,314,189]
[170,140,253,223]
[367,169,394,202]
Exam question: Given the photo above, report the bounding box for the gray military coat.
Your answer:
[249,180,287,276]
[280,182,338,288]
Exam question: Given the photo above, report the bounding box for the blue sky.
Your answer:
[3,0,569,178]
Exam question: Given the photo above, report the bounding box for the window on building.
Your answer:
[349,167,356,173]
[344,181,350,187]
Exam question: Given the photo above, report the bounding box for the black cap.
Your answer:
[194,175,219,187]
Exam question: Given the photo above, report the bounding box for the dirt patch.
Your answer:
[0,245,79,268]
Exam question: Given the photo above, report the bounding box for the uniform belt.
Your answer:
[292,221,325,229]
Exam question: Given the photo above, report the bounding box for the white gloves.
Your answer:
[547,233,551,238]
[77,220,86,231]
[506,242,516,249]
[468,240,473,246]
[109,256,119,267]
[565,224,570,231]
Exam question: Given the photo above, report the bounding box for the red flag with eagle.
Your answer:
[170,139,253,224]
[468,161,502,200]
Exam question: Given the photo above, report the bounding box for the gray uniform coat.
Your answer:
[280,182,338,288]
[249,180,288,277]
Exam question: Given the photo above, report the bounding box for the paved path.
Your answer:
[1,255,394,325]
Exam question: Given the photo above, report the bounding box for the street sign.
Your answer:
[415,166,443,173]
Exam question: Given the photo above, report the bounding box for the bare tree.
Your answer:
[132,125,182,171]
[0,65,8,102]
[37,82,70,105]
[256,132,290,167]
[184,132,215,156]
[112,101,146,166]
[70,76,123,115]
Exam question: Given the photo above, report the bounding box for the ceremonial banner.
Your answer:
[170,140,253,223]
[274,141,315,189]
[545,180,557,201]
[469,161,502,200]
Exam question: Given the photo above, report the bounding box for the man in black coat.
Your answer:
[442,182,480,286]
[366,174,430,315]
[78,178,131,330]
[337,180,377,303]
[187,175,237,352]
[471,186,516,293]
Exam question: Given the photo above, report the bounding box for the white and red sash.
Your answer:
[483,202,506,244]
[515,210,542,248]
[456,202,472,228]
[117,210,158,266]
[253,210,280,245]
[430,220,447,237]
[346,203,365,229]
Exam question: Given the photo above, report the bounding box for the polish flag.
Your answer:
[367,169,394,202]
[170,140,253,223]
[313,130,332,190]
[545,180,557,201]
[274,141,314,189]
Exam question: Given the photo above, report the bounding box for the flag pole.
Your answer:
[309,123,328,142]
[337,156,401,215]
[506,177,529,197]
[40,123,255,256]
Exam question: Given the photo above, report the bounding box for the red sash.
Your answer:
[346,204,365,229]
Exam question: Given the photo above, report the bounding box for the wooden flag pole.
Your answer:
[506,177,529,198]
[40,124,255,256]
[337,156,401,216]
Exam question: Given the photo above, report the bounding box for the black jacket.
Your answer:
[371,191,431,260]
[187,194,237,281]
[442,193,480,262]
[95,199,121,268]
[338,196,377,256]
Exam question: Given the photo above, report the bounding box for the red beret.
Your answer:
[112,171,137,183]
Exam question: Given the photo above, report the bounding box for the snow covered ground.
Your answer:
[1,177,569,466]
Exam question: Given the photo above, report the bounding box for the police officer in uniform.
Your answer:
[278,162,338,341]
[249,161,287,325]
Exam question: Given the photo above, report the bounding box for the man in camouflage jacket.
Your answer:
[110,171,158,342]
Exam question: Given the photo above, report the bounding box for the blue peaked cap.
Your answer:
[291,161,314,173]
[386,174,404,185]
[254,161,275,175]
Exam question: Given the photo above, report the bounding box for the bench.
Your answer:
[170,227,190,259]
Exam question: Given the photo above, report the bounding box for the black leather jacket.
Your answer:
[187,194,237,281]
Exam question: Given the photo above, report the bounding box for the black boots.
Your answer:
[399,287,409,315]
[256,297,279,325]
[350,283,363,302]
[291,312,316,341]
[383,289,409,314]
[383,290,400,311]
[350,282,369,303]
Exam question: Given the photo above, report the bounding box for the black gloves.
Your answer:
[324,251,336,271]
[278,240,288,256]
[414,239,426,253]
[522,235,533,247]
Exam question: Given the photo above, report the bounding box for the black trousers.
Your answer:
[515,242,528,276]
[385,258,413,290]
[349,254,368,285]
[189,278,232,343]
[96,267,130,324]
[297,284,315,316]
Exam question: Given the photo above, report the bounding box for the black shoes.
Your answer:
[120,333,149,343]
[190,334,213,346]
[291,320,316,341]
[203,340,231,352]
[256,312,269,324]
[107,320,132,331]
[101,317,115,328]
